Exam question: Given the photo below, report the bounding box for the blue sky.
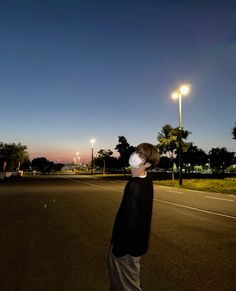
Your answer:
[0,0,235,163]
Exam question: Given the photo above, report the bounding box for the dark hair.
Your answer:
[136,143,160,168]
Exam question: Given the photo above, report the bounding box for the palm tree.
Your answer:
[157,124,190,179]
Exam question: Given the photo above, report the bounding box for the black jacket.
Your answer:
[111,174,154,257]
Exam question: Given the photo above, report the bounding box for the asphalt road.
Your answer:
[0,175,235,291]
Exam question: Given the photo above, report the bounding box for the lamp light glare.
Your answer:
[90,138,96,146]
[172,92,179,100]
[180,84,190,96]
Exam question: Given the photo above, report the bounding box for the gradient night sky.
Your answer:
[0,0,235,163]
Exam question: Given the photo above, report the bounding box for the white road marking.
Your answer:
[154,199,236,220]
[81,181,122,193]
[158,186,205,193]
[184,189,206,193]
[159,186,172,189]
[205,196,234,202]
[167,190,183,194]
[65,178,236,220]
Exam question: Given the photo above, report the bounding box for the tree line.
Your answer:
[156,124,235,176]
[93,127,235,174]
[0,123,235,173]
[0,143,63,173]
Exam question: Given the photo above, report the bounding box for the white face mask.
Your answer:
[129,152,151,168]
[129,152,144,168]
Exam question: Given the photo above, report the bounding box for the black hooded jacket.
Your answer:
[111,173,154,257]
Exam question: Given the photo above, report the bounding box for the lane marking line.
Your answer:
[205,196,234,202]
[158,186,235,197]
[158,186,205,193]
[80,181,122,193]
[167,190,183,194]
[184,189,206,193]
[65,177,124,192]
[154,199,236,220]
[65,178,236,220]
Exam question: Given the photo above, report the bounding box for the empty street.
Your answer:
[0,176,235,291]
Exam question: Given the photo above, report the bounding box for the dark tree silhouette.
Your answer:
[232,123,236,139]
[94,149,118,173]
[209,147,235,173]
[0,142,29,171]
[31,157,54,173]
[115,136,135,169]
[182,143,208,172]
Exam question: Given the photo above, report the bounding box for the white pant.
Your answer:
[108,246,142,291]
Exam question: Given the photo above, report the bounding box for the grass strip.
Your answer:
[154,179,236,195]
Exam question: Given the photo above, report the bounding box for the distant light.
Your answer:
[180,84,191,96]
[172,92,179,100]
[90,138,96,148]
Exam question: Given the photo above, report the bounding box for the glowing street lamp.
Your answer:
[90,138,96,174]
[172,84,191,186]
[76,152,80,171]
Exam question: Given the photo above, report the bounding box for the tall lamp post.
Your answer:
[76,151,80,172]
[90,138,95,174]
[172,84,191,186]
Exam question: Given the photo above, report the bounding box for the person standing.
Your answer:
[108,143,160,290]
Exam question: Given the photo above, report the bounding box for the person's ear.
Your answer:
[144,162,151,168]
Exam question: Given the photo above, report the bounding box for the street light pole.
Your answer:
[177,92,183,186]
[76,152,80,172]
[172,84,190,186]
[90,139,95,174]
